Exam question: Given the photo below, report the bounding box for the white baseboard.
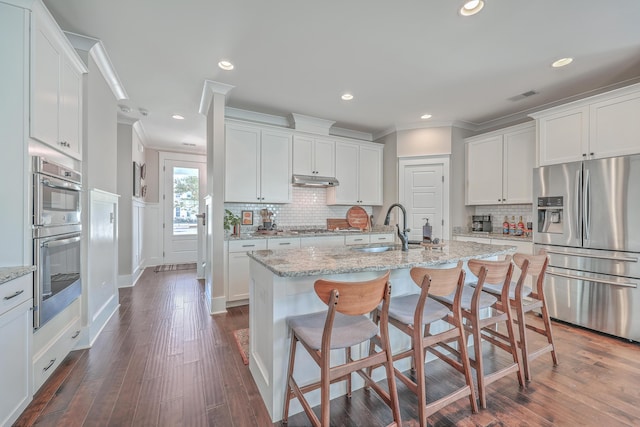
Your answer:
[118,267,143,288]
[209,295,227,315]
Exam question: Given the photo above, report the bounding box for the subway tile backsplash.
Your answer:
[225,187,372,231]
[474,204,534,231]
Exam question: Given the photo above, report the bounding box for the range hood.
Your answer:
[292,174,339,187]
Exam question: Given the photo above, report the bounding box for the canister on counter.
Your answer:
[422,218,432,243]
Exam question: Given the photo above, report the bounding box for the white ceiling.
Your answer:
[43,0,640,152]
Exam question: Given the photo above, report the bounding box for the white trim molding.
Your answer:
[199,80,235,115]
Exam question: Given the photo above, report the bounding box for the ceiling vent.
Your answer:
[508,90,539,102]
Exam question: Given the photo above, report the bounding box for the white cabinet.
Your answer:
[227,239,267,302]
[299,235,346,248]
[370,233,395,244]
[454,235,492,245]
[225,124,292,203]
[344,234,370,246]
[267,237,300,250]
[465,123,535,205]
[32,297,82,392]
[31,5,86,159]
[0,274,32,427]
[532,83,640,166]
[292,135,335,177]
[327,141,383,205]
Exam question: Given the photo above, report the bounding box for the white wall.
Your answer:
[373,131,399,226]
[116,122,134,278]
[396,127,452,157]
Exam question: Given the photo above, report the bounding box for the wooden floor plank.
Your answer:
[14,267,640,427]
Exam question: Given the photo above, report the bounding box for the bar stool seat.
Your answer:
[287,311,378,350]
[471,281,532,300]
[436,283,498,310]
[386,294,449,326]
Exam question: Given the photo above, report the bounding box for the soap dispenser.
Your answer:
[422,218,432,243]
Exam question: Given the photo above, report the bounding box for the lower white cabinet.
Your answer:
[370,233,395,244]
[227,239,267,302]
[299,235,346,248]
[267,238,301,250]
[0,274,33,427]
[32,297,82,392]
[453,235,492,245]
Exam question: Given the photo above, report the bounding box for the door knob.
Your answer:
[196,212,206,226]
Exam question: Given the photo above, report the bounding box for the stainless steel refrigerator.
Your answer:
[533,154,640,341]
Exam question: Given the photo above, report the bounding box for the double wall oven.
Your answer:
[32,157,82,329]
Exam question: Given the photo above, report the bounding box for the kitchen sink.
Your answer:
[352,245,393,253]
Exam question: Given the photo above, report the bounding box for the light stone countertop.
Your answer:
[247,240,516,277]
[453,231,533,242]
[0,266,36,285]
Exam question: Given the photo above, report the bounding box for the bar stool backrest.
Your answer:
[314,271,391,316]
[468,256,513,286]
[513,252,549,277]
[410,261,464,297]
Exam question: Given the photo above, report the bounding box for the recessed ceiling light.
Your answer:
[460,0,484,16]
[172,114,185,120]
[421,114,432,120]
[341,93,354,101]
[218,60,234,71]
[552,57,573,68]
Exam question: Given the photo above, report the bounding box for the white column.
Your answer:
[200,81,234,313]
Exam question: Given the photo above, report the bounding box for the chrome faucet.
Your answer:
[384,203,410,251]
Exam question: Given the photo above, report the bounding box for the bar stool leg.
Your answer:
[505,306,525,387]
[457,324,478,413]
[471,316,487,409]
[413,324,428,426]
[282,333,298,424]
[540,302,559,366]
[515,299,531,381]
[346,347,352,397]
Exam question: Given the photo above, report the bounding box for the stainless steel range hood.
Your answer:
[292,174,339,187]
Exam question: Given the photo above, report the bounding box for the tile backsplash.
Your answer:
[473,204,534,231]
[225,187,372,231]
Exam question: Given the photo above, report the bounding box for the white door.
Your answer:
[161,154,206,264]
[400,162,446,243]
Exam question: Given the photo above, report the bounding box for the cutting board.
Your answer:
[347,206,369,230]
[327,218,350,230]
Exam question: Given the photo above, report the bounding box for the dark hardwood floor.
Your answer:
[14,267,640,426]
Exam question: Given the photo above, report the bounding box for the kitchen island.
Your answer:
[247,240,516,422]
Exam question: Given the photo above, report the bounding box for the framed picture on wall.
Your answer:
[133,161,141,197]
[241,210,253,225]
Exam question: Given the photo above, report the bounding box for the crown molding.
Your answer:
[225,107,290,128]
[116,113,138,125]
[64,32,128,101]
[199,80,235,115]
[132,121,148,146]
[330,127,372,142]
[288,113,335,135]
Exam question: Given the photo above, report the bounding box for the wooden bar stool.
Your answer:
[372,261,478,426]
[481,252,558,381]
[432,257,524,409]
[282,271,401,427]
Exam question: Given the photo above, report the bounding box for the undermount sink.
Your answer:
[352,245,393,253]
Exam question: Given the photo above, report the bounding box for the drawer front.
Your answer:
[33,316,81,391]
[267,238,301,250]
[228,239,267,253]
[345,235,370,246]
[370,233,395,244]
[0,274,33,317]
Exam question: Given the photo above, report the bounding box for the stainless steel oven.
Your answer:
[32,157,82,329]
[33,157,81,227]
[33,227,82,329]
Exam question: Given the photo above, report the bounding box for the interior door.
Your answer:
[162,156,206,264]
[401,163,444,243]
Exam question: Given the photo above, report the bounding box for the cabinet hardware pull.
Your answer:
[242,245,256,248]
[354,238,363,241]
[545,249,638,263]
[279,242,291,245]
[3,289,24,300]
[43,358,56,372]
[72,330,80,339]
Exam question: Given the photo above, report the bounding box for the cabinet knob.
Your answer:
[590,152,594,156]
[583,153,587,157]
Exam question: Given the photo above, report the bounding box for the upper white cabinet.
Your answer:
[31,4,86,160]
[225,123,292,203]
[292,135,335,177]
[327,141,383,205]
[531,83,640,166]
[465,122,535,205]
